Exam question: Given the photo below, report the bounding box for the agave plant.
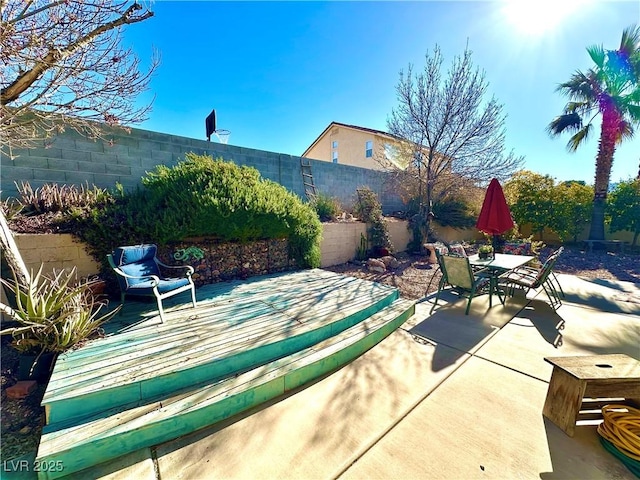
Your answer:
[0,265,120,359]
[14,181,113,215]
[0,196,24,220]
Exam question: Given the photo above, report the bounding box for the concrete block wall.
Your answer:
[386,219,412,252]
[432,225,483,244]
[319,219,411,268]
[14,234,100,279]
[7,219,411,279]
[1,125,404,213]
[320,222,367,268]
[311,161,404,212]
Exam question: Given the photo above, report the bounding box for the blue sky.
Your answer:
[124,1,640,184]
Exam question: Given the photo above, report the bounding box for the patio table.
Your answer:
[468,253,535,307]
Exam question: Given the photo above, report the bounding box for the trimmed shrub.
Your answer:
[312,193,341,222]
[73,154,322,269]
[354,187,392,253]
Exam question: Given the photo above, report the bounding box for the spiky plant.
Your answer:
[0,266,119,359]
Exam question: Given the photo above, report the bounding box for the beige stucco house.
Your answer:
[302,122,407,171]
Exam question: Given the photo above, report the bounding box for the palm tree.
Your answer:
[548,25,640,241]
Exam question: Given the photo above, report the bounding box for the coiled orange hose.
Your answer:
[597,404,640,477]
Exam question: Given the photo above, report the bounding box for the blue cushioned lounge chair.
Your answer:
[107,244,197,322]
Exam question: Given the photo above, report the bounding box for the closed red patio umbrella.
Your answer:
[476,178,514,248]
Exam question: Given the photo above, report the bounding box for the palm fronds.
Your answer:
[547,113,582,135]
[567,125,592,152]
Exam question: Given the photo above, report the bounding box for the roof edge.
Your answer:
[301,121,403,157]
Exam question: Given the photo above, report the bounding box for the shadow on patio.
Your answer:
[38,271,639,480]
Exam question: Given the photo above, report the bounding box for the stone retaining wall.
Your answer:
[157,238,293,288]
[8,220,414,281]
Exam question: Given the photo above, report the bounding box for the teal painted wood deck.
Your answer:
[43,269,398,424]
[36,269,415,479]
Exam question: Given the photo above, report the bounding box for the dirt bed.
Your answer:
[325,246,640,299]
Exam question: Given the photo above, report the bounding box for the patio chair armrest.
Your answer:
[507,268,539,281]
[472,267,489,276]
[518,266,539,274]
[113,268,161,286]
[155,259,195,276]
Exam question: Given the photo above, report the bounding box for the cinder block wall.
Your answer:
[319,219,411,267]
[432,225,483,244]
[0,126,403,213]
[386,219,412,252]
[14,234,100,279]
[320,223,368,268]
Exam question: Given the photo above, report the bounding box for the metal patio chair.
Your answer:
[424,243,471,295]
[107,244,197,322]
[501,248,563,309]
[430,254,490,315]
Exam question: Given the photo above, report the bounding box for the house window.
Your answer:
[332,141,338,149]
[365,140,373,158]
[332,150,338,164]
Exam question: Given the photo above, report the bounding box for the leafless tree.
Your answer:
[381,45,523,244]
[0,0,159,156]
[0,0,158,289]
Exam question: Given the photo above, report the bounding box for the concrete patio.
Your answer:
[62,273,640,479]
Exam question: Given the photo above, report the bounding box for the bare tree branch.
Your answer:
[2,2,152,103]
[10,0,67,25]
[380,45,524,244]
[0,0,158,155]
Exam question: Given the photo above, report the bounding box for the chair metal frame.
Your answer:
[430,254,490,315]
[107,244,197,323]
[424,243,472,295]
[549,247,565,298]
[501,248,563,309]
[425,248,449,296]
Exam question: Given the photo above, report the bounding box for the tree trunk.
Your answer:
[588,197,607,241]
[0,208,30,288]
[589,102,618,241]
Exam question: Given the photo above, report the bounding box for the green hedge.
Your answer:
[72,154,322,268]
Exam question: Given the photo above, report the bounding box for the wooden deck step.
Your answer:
[36,299,415,480]
[42,270,399,425]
